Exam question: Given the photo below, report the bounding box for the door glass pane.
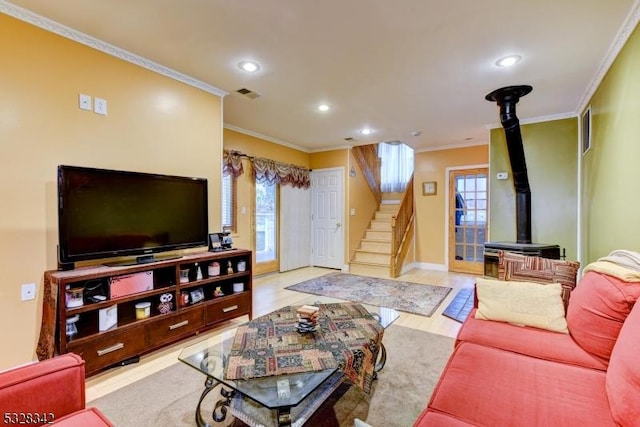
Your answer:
[256,181,277,263]
[454,173,488,263]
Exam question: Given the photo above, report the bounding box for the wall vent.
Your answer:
[236,88,261,99]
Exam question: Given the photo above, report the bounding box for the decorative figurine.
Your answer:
[195,263,203,280]
[158,293,174,314]
[227,261,234,274]
[214,286,224,298]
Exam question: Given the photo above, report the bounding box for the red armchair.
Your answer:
[0,353,112,426]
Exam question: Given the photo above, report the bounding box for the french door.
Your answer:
[448,168,488,274]
[253,180,279,275]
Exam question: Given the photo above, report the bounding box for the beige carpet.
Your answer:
[91,325,454,427]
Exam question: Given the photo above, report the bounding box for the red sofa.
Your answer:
[0,353,113,426]
[415,271,640,426]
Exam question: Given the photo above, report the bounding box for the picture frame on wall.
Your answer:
[422,181,437,196]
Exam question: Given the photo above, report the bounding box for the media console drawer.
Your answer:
[68,325,147,375]
[148,306,204,345]
[204,293,251,325]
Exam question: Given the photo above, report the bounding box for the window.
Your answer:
[221,173,237,231]
[581,105,592,154]
[378,142,414,192]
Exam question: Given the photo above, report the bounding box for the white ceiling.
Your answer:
[6,0,639,152]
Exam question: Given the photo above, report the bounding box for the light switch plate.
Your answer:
[497,172,509,180]
[21,283,36,301]
[79,94,92,111]
[94,97,108,115]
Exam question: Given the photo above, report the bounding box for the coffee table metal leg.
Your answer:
[374,342,387,378]
[196,376,235,427]
[277,407,292,427]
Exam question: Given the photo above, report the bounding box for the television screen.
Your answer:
[58,165,208,266]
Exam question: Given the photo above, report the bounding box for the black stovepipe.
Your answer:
[486,85,533,244]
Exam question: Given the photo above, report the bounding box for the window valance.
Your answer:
[223,150,244,178]
[222,150,310,189]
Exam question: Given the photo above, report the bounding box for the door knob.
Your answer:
[336,222,342,227]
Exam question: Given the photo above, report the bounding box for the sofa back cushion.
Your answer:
[498,250,580,308]
[566,271,640,364]
[606,300,640,425]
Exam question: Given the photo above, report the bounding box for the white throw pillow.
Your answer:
[475,277,568,333]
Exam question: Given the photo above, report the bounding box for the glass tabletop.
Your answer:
[178,299,399,410]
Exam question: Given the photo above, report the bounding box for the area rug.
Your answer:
[91,325,455,427]
[285,272,452,317]
[441,288,475,323]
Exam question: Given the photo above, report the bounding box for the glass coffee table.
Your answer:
[178,298,399,427]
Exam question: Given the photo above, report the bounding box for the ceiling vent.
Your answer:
[236,88,261,99]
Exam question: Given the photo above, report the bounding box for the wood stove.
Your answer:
[484,85,560,277]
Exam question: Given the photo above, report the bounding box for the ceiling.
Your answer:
[6,0,639,152]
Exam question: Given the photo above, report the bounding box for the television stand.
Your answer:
[38,249,253,376]
[104,253,183,267]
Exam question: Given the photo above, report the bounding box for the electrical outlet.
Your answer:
[497,172,509,180]
[79,94,92,111]
[94,97,108,115]
[21,283,36,301]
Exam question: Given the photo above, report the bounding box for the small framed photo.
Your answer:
[190,287,204,304]
[422,181,437,196]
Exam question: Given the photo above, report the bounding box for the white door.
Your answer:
[311,168,344,269]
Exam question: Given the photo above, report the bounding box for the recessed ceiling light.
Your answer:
[318,104,330,112]
[496,55,522,67]
[238,61,260,72]
[361,128,373,135]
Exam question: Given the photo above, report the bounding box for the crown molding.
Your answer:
[223,124,310,153]
[414,140,488,153]
[0,1,227,98]
[485,111,577,130]
[576,0,640,114]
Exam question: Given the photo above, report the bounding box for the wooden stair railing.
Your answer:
[352,145,381,204]
[390,174,414,277]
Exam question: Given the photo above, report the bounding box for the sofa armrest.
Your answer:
[0,353,86,426]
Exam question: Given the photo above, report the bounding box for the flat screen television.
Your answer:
[58,165,209,267]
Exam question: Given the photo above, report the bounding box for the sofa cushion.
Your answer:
[606,300,640,426]
[428,342,616,426]
[475,278,568,333]
[414,410,477,426]
[498,250,580,307]
[566,271,640,364]
[55,407,114,427]
[457,308,606,370]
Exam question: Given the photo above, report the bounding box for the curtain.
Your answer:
[378,142,414,192]
[280,184,311,272]
[223,150,244,178]
[252,157,310,188]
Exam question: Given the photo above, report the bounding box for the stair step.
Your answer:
[365,230,392,240]
[375,211,394,220]
[359,240,392,252]
[378,204,399,213]
[369,219,392,231]
[349,261,391,278]
[353,250,391,264]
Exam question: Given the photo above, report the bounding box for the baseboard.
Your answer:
[415,262,448,272]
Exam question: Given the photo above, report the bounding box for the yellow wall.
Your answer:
[222,129,311,252]
[582,22,640,262]
[490,118,578,260]
[347,150,379,260]
[0,14,223,369]
[414,145,488,265]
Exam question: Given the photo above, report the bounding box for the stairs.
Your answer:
[349,202,398,277]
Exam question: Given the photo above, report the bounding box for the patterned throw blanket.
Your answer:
[225,303,384,393]
[583,249,640,282]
